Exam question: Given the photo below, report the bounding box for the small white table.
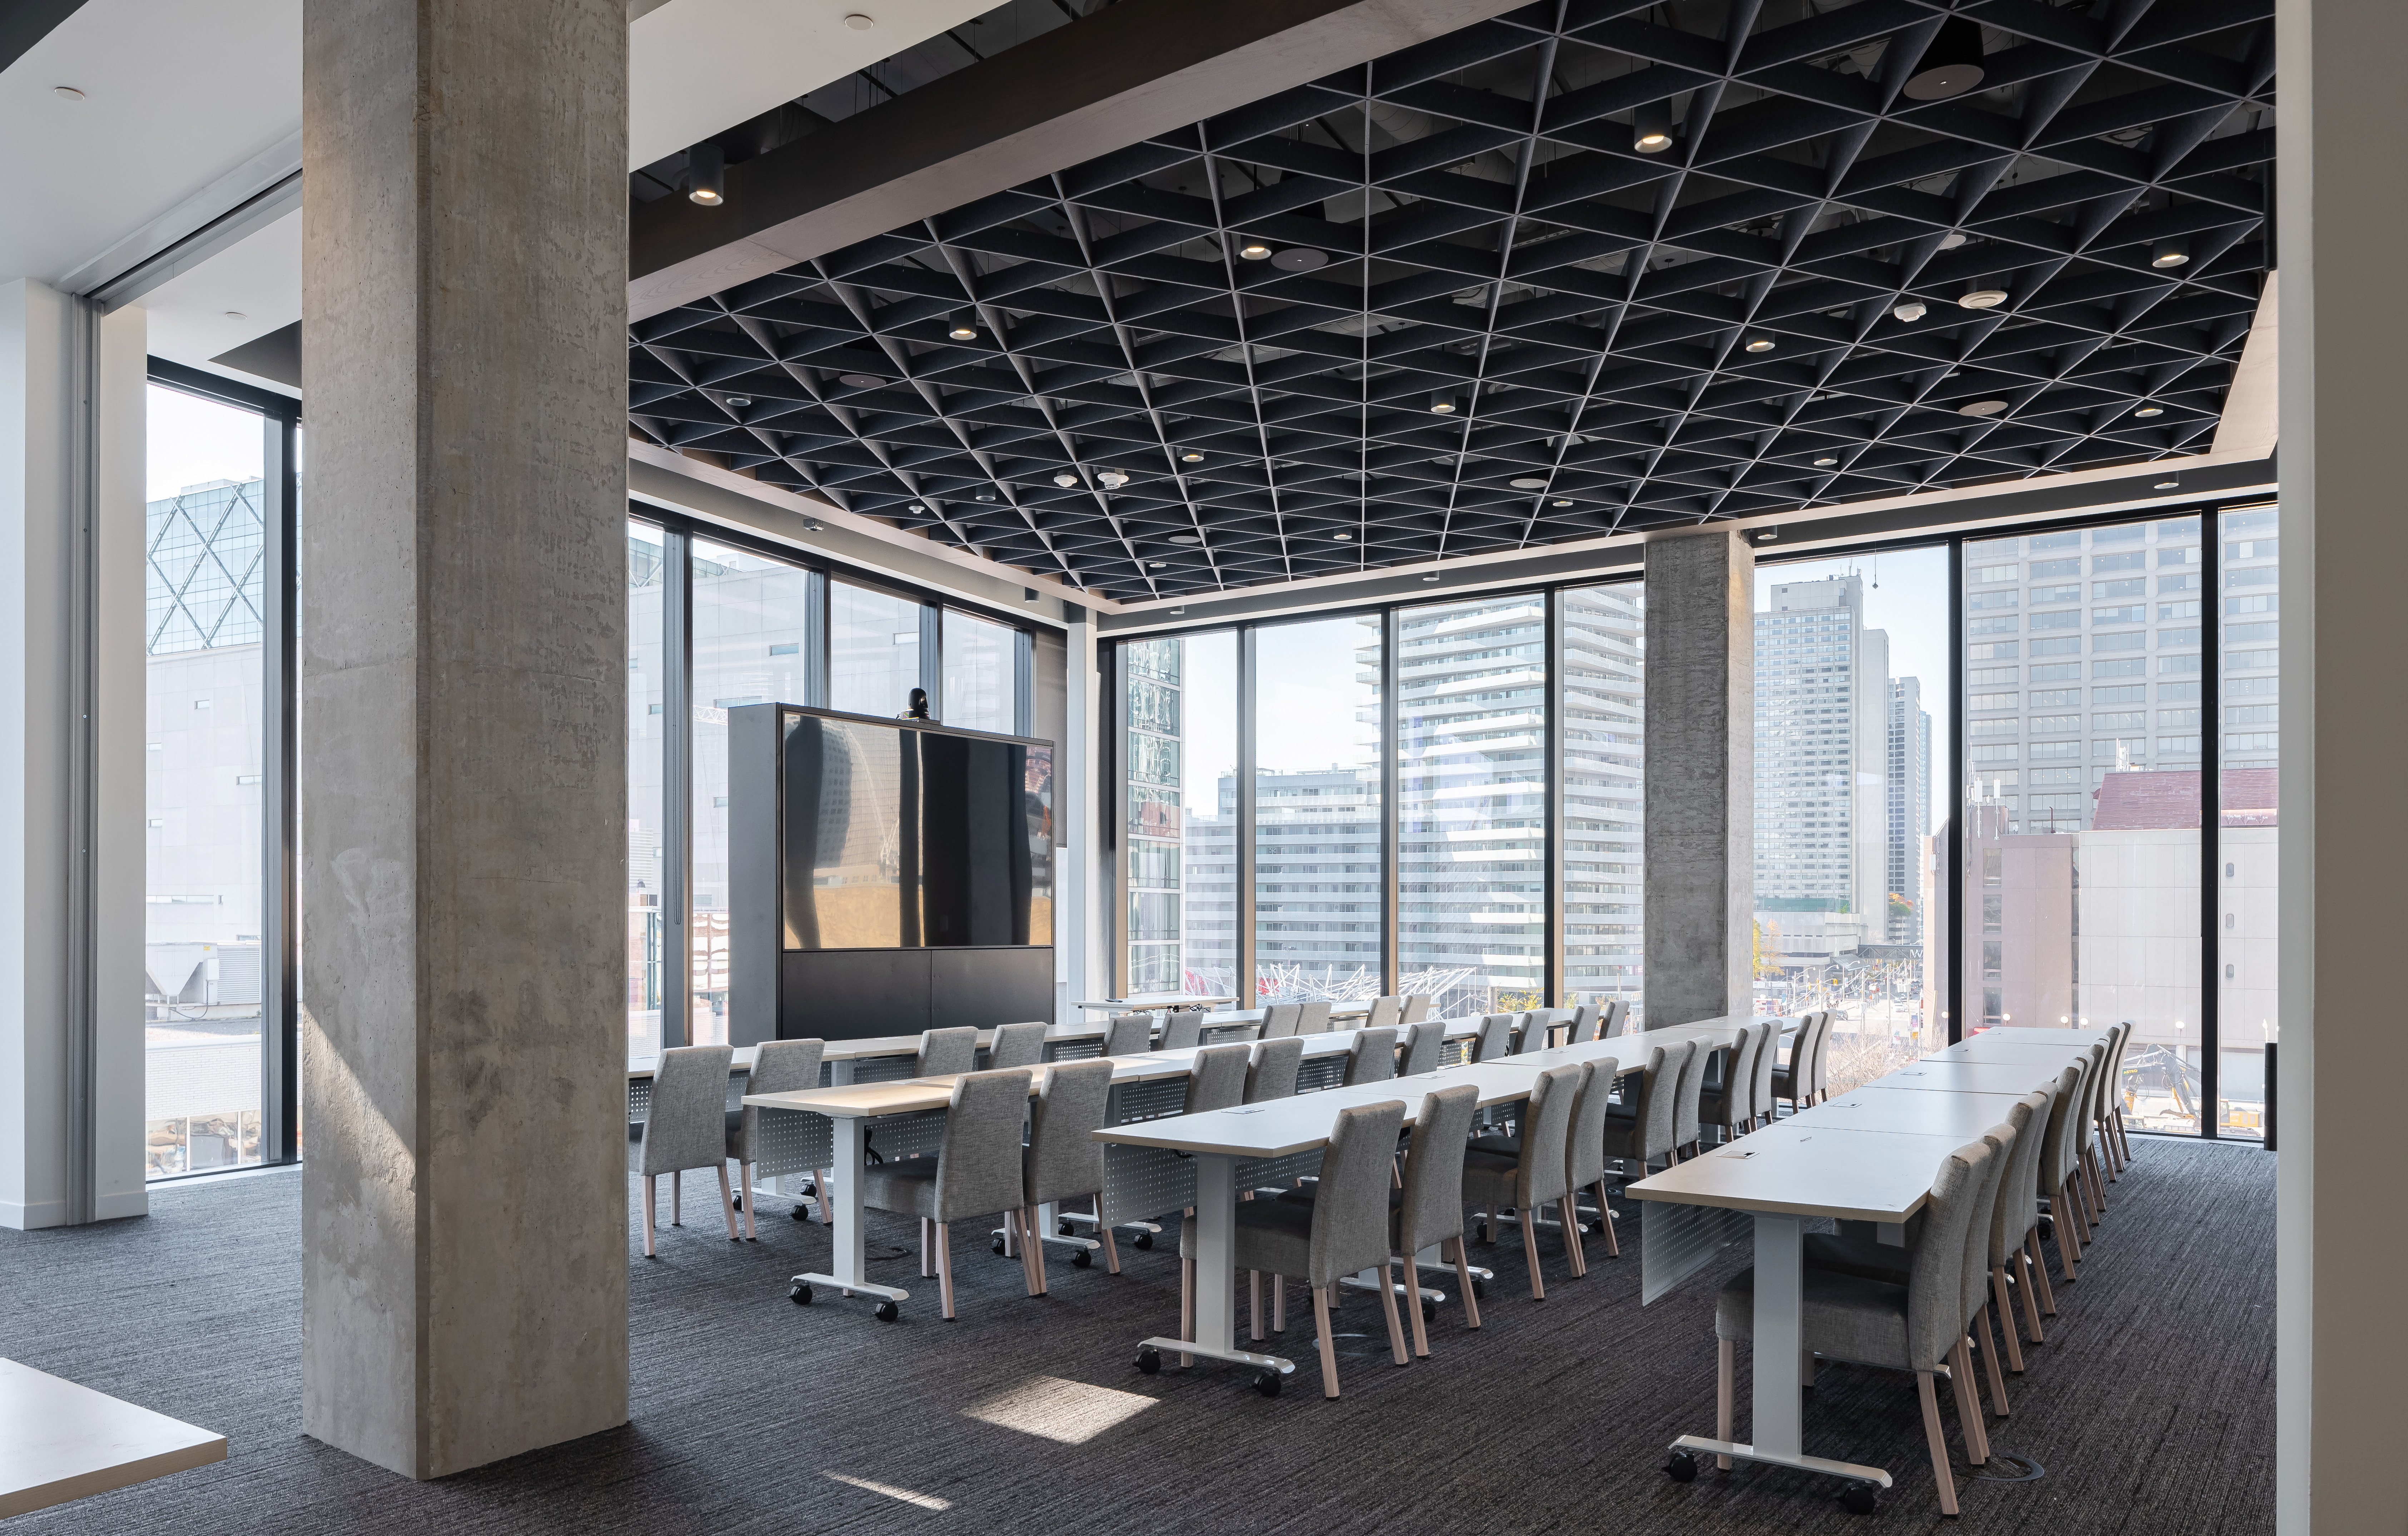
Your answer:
[1076,993,1239,1013]
[0,1359,225,1519]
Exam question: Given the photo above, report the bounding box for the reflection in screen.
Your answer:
[784,716,904,948]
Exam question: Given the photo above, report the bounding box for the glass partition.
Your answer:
[1121,631,1237,998]
[627,523,666,1055]
[1253,615,1383,1003]
[942,608,1016,734]
[830,580,923,718]
[1561,584,1647,1019]
[2216,504,2278,1138]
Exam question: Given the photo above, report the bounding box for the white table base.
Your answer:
[1142,1153,1296,1378]
[789,1116,910,1311]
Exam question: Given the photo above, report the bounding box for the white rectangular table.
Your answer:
[0,1359,225,1519]
[1076,993,1239,1013]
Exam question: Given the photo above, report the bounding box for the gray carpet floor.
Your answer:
[1,1137,2273,1534]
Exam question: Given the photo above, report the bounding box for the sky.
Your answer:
[147,384,265,501]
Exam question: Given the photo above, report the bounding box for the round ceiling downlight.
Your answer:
[1744,335,1775,353]
[1813,455,1838,466]
[1892,300,1927,322]
[837,373,883,388]
[1959,399,2010,417]
[1509,477,1548,490]
[1902,17,1987,101]
[1169,534,1202,545]
[1270,248,1329,271]
[1958,288,2009,310]
[2134,405,2165,417]
[1237,239,1272,260]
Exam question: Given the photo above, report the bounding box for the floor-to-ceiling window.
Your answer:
[1253,615,1384,1002]
[942,609,1016,734]
[142,384,269,1177]
[1754,547,1949,1091]
[2216,504,2278,1137]
[1120,630,1237,998]
[830,580,923,718]
[626,522,667,1056]
[1561,583,1646,1019]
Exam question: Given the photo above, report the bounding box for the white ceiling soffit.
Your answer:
[0,0,300,288]
[141,208,301,396]
[2212,272,2278,460]
[630,0,999,170]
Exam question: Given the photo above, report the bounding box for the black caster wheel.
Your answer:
[1252,1370,1282,1398]
[1665,1451,1699,1484]
[1134,1232,1154,1251]
[1136,1346,1162,1375]
[731,1193,743,1211]
[1072,1248,1093,1269]
[790,1204,810,1221]
[1422,1300,1438,1325]
[1840,1483,1880,1515]
[1058,1219,1074,1236]
[1475,1222,1490,1245]
[1471,1277,1486,1300]
[789,1283,812,1306]
[2038,1216,2055,1240]
[992,1236,1007,1255]
[874,1300,899,1323]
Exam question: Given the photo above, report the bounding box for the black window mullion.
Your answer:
[2199,517,2223,1137]
[1947,534,1965,1047]
[1237,626,1258,1005]
[1379,607,1400,997]
[1545,588,1567,1008]
[920,603,943,719]
[1108,640,1130,998]
[260,413,299,1165]
[804,569,829,709]
[662,527,694,1049]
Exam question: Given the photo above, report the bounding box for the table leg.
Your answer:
[789,1115,908,1312]
[1136,1152,1291,1378]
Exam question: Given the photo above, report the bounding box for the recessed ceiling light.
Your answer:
[837,373,882,388]
[976,492,996,502]
[1096,468,1130,489]
[1429,392,1458,414]
[53,86,84,101]
[1423,573,1441,582]
[1169,606,1185,615]
[1902,16,1986,100]
[1937,231,1968,250]
[1552,498,1573,507]
[2151,238,2190,269]
[1892,300,1927,322]
[946,312,979,340]
[1148,561,1166,568]
[724,395,750,407]
[1333,531,1353,540]
[1632,100,1674,153]
[1959,399,2010,417]
[1270,248,1328,271]
[1237,239,1272,260]
[2135,405,2164,417]
[1509,477,1548,490]
[2155,478,2181,489]
[843,11,875,28]
[1169,534,1202,545]
[1813,456,1838,466]
[1180,449,1204,463]
[223,310,247,321]
[1958,287,2009,310]
[1744,335,1775,353]
[1053,472,1079,488]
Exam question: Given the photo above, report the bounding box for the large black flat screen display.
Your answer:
[779,711,1054,950]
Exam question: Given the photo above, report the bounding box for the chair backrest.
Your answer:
[1606,998,1633,1036]
[1295,999,1332,1034]
[1102,1013,1155,1056]
[639,1045,735,1175]
[1623,1042,1682,1163]
[1396,1083,1479,1255]
[1961,1116,2019,1328]
[2037,1061,2087,1192]
[1563,1057,1620,1191]
[985,1022,1049,1071]
[1365,995,1403,1032]
[1520,1009,1573,1052]
[932,1067,1034,1222]
[1157,1008,1206,1052]
[1244,1036,1305,1102]
[1303,1098,1410,1286]
[1567,1004,1601,1044]
[1400,994,1433,1025]
[1342,1026,1399,1086]
[1709,1023,1764,1129]
[1782,1014,1813,1081]
[1473,1013,1519,1063]
[1510,1064,1583,1208]
[1669,1032,1711,1148]
[1807,1010,1837,1096]
[2079,1040,2110,1138]
[733,1038,826,1153]
[1260,1002,1303,1039]
[917,1026,981,1077]
[1993,1089,2054,1260]
[2105,1022,2135,1118]
[1903,1138,1990,1371]
[1182,1043,1252,1115]
[1024,1058,1114,1206]
[1398,1020,1445,1077]
[1748,1018,1781,1119]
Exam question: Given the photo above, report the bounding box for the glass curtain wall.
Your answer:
[1397,594,1548,1017]
[942,609,1015,733]
[143,384,270,1177]
[1960,515,2203,1132]
[1561,584,1647,1017]
[1756,548,1948,1093]
[627,523,667,1055]
[2216,504,2279,1137]
[690,539,816,1046]
[830,580,923,717]
[1121,631,1237,998]
[1253,616,1384,1003]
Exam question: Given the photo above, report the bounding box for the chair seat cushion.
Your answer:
[1178,1195,1319,1279]
[1460,1147,1522,1205]
[1467,1134,1521,1158]
[858,1162,939,1219]
[1716,1264,1911,1370]
[724,1108,746,1159]
[1804,1231,1911,1285]
[1770,1067,1799,1092]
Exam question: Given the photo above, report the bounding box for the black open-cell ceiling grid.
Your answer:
[629,0,2275,602]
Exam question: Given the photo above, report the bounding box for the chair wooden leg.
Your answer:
[1593,1181,1620,1258]
[739,1161,757,1240]
[715,1164,740,1241]
[921,1217,933,1278]
[1520,1202,1546,1300]
[1015,1210,1044,1297]
[2020,1241,2054,1328]
[1250,1272,1263,1340]
[1272,1274,1285,1334]
[1949,1338,1990,1463]
[1991,1266,2026,1372]
[1180,1258,1196,1367]
[1977,1306,2011,1415]
[816,1169,834,1225]
[935,1222,957,1319]
[1448,1237,1481,1330]
[1312,1286,1341,1398]
[640,1175,657,1258]
[671,1169,682,1226]
[2055,1183,2084,1276]
[1716,1337,1734,1470]
[1918,1371,1960,1517]
[1098,1201,1121,1274]
[1405,1261,1430,1358]
[1560,1196,1587,1276]
[1376,1261,1409,1367]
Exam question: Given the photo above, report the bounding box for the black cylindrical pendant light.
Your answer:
[687,142,725,206]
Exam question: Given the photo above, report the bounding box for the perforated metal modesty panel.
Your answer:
[1640,1198,1756,1304]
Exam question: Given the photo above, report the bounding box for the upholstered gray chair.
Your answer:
[1398,1020,1445,1077]
[1668,1030,1711,1159]
[1364,995,1403,1032]
[1017,1058,1118,1290]
[1295,999,1332,1034]
[1180,1043,1251,1116]
[2007,1081,2064,1328]
[1562,1058,1622,1259]
[1472,1013,1519,1063]
[1748,1017,1782,1129]
[1604,998,1633,1036]
[2075,1039,2111,1215]
[1342,1026,1399,1087]
[630,1045,738,1257]
[1400,994,1434,1025]
[1289,1083,1483,1353]
[1566,1004,1602,1044]
[985,1021,1050,1071]
[1157,1008,1206,1052]
[1245,1036,1305,1103]
[1463,1062,1583,1298]
[1518,1008,1573,1052]
[1714,1137,1995,1516]
[915,1026,980,1077]
[1986,1089,2056,1371]
[724,1037,824,1240]
[2036,1057,2094,1278]
[1768,1013,1818,1114]
[1806,1009,1838,1104]
[1183,1098,1410,1398]
[2101,1021,2135,1170]
[1101,1012,1155,1056]
[1698,1019,1771,1143]
[1259,1002,1304,1039]
[860,1067,1033,1319]
[1601,1041,1685,1174]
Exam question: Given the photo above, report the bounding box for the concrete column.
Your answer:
[0,280,149,1230]
[1642,530,1754,1026]
[2276,0,2408,1528]
[300,0,629,1479]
